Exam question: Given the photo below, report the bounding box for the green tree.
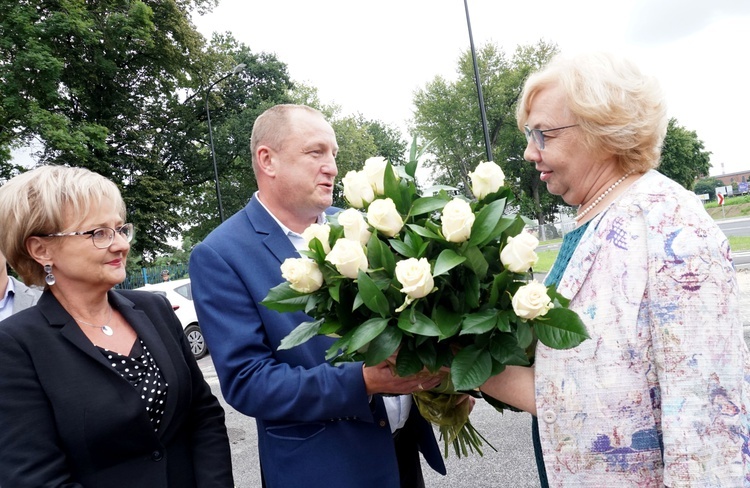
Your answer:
[412,40,562,227]
[0,1,293,260]
[693,176,724,200]
[658,118,711,190]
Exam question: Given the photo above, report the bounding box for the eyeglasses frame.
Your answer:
[39,223,134,249]
[524,124,578,150]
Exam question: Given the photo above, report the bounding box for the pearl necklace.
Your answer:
[75,306,115,336]
[574,171,635,222]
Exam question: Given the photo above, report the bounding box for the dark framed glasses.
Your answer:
[39,223,135,249]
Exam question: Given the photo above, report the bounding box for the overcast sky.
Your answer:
[192,0,750,177]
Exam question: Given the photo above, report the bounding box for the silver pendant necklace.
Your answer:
[76,306,115,336]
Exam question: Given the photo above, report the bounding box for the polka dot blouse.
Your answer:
[97,339,169,432]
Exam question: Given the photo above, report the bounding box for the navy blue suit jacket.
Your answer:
[0,289,233,487]
[190,196,445,487]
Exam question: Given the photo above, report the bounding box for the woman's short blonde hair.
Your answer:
[0,165,126,286]
[516,51,668,173]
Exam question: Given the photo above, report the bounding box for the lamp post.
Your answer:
[206,63,246,222]
[463,0,493,162]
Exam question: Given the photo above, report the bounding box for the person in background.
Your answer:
[0,165,233,488]
[0,250,41,321]
[162,269,171,282]
[481,51,749,486]
[190,104,446,488]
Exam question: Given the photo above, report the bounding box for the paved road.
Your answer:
[197,356,541,488]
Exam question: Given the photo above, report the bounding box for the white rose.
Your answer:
[441,198,475,243]
[363,156,388,195]
[395,258,435,299]
[325,238,368,279]
[342,170,375,209]
[367,198,404,237]
[469,161,505,200]
[301,223,331,254]
[500,232,539,273]
[512,281,552,320]
[338,208,372,245]
[280,258,324,293]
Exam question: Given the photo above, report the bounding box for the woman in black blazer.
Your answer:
[0,166,233,487]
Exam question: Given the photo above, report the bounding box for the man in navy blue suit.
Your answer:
[190,104,446,487]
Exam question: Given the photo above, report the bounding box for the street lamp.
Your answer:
[206,62,246,222]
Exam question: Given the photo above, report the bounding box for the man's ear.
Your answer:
[256,146,276,177]
[26,237,53,266]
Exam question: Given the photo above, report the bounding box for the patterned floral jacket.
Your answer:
[536,170,750,487]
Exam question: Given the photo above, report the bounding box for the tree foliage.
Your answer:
[658,118,711,190]
[0,0,292,259]
[412,40,562,226]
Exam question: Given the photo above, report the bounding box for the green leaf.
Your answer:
[534,308,589,349]
[461,310,498,335]
[489,333,530,366]
[389,238,417,258]
[406,135,418,178]
[516,322,533,349]
[410,196,449,216]
[396,346,424,376]
[365,327,403,365]
[278,318,324,350]
[328,281,341,303]
[260,282,311,313]
[397,310,441,336]
[451,345,493,391]
[462,245,489,280]
[367,233,396,274]
[406,223,442,240]
[462,272,480,309]
[349,318,390,352]
[357,270,390,318]
[489,270,512,307]
[383,162,403,209]
[433,306,462,340]
[469,199,507,247]
[433,249,466,277]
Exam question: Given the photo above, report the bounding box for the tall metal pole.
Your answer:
[205,63,246,223]
[463,0,493,162]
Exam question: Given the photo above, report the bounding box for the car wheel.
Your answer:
[185,324,208,360]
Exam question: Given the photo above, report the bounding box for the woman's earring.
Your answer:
[44,264,56,286]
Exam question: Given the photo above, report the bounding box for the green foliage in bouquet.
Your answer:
[262,138,588,457]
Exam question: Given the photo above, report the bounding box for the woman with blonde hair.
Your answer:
[482,52,749,486]
[0,165,233,487]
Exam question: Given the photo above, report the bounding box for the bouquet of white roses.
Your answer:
[262,140,588,458]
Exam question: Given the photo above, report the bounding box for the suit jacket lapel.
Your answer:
[110,291,181,436]
[246,196,299,265]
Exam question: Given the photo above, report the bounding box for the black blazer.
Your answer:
[0,289,233,488]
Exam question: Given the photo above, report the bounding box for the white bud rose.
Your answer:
[342,170,375,209]
[301,223,331,254]
[469,161,505,200]
[500,232,539,273]
[280,258,324,293]
[395,258,435,299]
[367,198,404,237]
[441,198,475,243]
[325,238,368,279]
[512,281,552,320]
[363,156,388,195]
[338,208,372,245]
